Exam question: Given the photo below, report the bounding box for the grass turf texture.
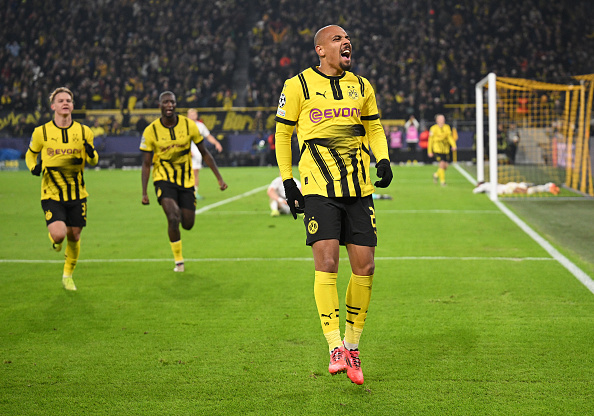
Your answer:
[1,165,594,415]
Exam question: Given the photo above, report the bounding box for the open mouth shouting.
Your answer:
[340,46,352,68]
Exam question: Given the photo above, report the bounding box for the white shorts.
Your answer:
[192,151,202,170]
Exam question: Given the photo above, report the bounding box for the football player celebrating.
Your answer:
[25,87,99,291]
[274,25,393,385]
[140,91,227,272]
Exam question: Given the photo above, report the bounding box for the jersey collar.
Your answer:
[52,119,73,130]
[312,65,347,80]
[159,114,179,128]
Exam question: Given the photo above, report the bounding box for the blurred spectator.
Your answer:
[404,114,420,154]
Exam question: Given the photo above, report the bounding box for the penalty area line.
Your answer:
[195,184,269,215]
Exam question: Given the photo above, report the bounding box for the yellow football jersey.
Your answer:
[428,124,456,155]
[275,66,389,198]
[27,120,96,202]
[140,115,203,188]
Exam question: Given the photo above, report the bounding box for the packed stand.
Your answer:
[1,0,592,137]
[248,0,593,119]
[0,0,247,123]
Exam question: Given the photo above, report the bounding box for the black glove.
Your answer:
[83,139,96,158]
[31,162,42,176]
[374,159,393,188]
[283,179,305,219]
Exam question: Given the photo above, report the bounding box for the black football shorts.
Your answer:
[303,195,377,247]
[41,198,87,227]
[154,181,196,210]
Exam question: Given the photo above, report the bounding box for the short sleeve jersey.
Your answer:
[275,66,381,198]
[140,114,203,188]
[29,120,95,201]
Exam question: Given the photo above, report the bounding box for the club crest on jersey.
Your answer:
[347,85,358,100]
[45,210,52,221]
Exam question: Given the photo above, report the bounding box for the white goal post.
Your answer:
[475,72,498,201]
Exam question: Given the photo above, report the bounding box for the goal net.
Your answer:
[475,73,594,200]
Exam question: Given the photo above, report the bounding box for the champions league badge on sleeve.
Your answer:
[276,93,287,117]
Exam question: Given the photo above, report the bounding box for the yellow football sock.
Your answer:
[63,239,80,278]
[314,271,342,351]
[344,273,374,349]
[170,240,183,263]
[437,167,445,184]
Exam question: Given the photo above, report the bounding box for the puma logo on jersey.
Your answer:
[321,312,334,319]
[316,91,327,98]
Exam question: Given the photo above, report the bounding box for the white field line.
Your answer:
[195,185,269,215]
[202,209,502,215]
[453,163,594,295]
[0,256,555,264]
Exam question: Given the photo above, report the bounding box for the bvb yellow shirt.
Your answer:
[275,66,389,198]
[140,115,203,189]
[26,120,97,202]
[428,124,456,155]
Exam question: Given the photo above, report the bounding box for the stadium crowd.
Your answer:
[0,0,592,135]
[248,0,593,118]
[0,0,245,116]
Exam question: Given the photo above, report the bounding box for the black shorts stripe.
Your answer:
[298,73,310,99]
[356,75,365,97]
[329,148,350,196]
[330,78,343,100]
[274,116,297,126]
[308,143,335,197]
[361,114,380,121]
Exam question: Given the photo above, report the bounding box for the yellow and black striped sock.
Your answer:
[314,271,342,351]
[344,273,374,350]
[63,239,80,278]
[170,240,183,264]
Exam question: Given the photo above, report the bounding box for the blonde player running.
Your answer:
[25,87,99,291]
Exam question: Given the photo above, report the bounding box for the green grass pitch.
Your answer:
[1,165,594,415]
